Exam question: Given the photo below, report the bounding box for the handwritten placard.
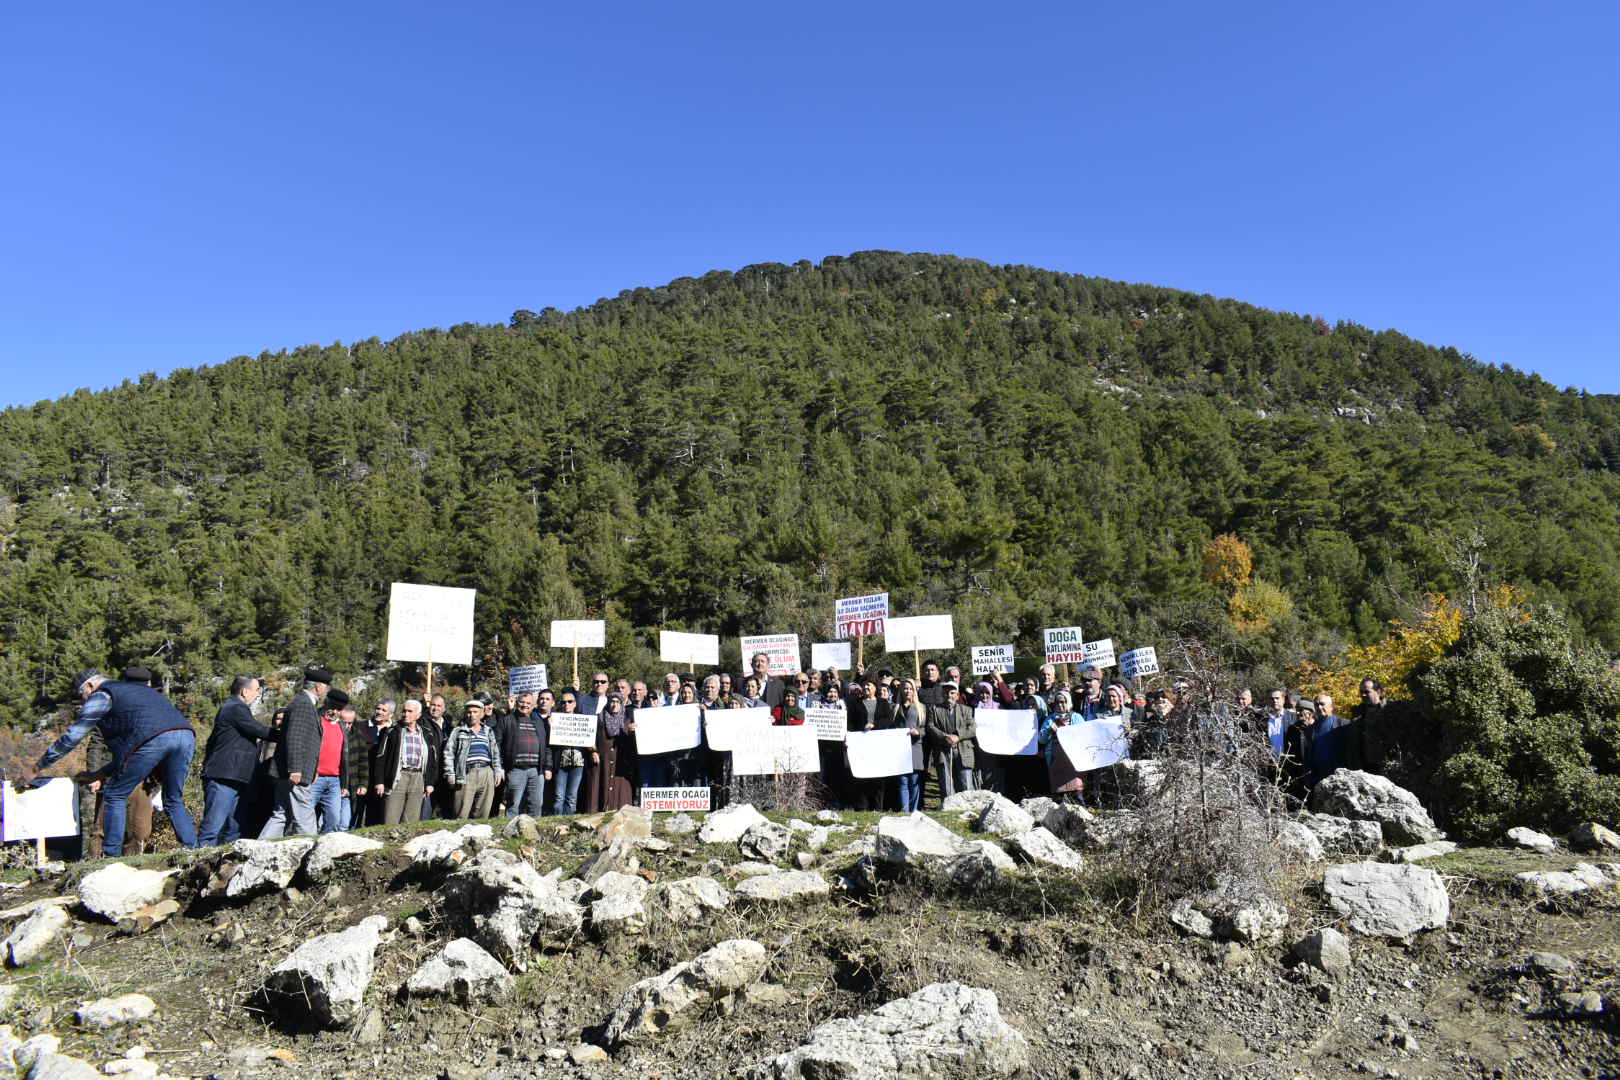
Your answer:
[740,633,801,677]
[810,642,851,671]
[548,712,598,748]
[804,705,847,742]
[385,583,477,666]
[971,644,1015,675]
[1043,625,1086,665]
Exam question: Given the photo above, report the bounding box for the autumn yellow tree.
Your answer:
[1201,533,1253,588]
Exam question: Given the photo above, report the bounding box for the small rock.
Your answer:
[726,861,780,878]
[940,790,999,816]
[639,837,671,853]
[974,795,1035,838]
[963,839,1016,872]
[503,815,542,842]
[795,852,816,869]
[403,916,427,936]
[1275,819,1325,864]
[1291,928,1352,975]
[698,804,769,845]
[1555,990,1604,1017]
[576,837,641,885]
[602,939,768,1046]
[1516,863,1611,896]
[21,1051,100,1080]
[1505,826,1557,854]
[569,1044,609,1065]
[1298,812,1384,856]
[1384,841,1457,863]
[874,813,968,865]
[1527,951,1577,977]
[353,1005,384,1045]
[1323,862,1449,938]
[1568,822,1620,854]
[598,806,654,848]
[664,813,698,836]
[1006,827,1084,872]
[75,993,157,1028]
[738,821,794,863]
[114,899,181,936]
[219,837,317,897]
[646,877,731,926]
[814,810,844,823]
[4,903,70,966]
[1168,898,1213,938]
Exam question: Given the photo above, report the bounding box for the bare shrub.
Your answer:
[731,772,829,813]
[1110,636,1294,915]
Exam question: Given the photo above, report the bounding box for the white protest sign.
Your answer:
[633,703,703,755]
[386,582,476,665]
[639,787,711,812]
[1081,638,1116,671]
[971,644,1015,675]
[659,631,720,667]
[1,778,78,841]
[508,664,548,695]
[835,592,889,638]
[973,708,1039,756]
[804,705,847,742]
[732,724,820,776]
[884,614,954,652]
[550,620,606,648]
[740,633,801,677]
[845,729,914,778]
[810,641,851,671]
[704,707,773,752]
[1043,625,1086,665]
[548,712,598,748]
[1120,647,1160,679]
[1056,718,1131,770]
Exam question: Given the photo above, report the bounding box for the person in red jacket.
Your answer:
[772,688,806,725]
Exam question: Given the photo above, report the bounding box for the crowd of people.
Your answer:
[20,655,1388,857]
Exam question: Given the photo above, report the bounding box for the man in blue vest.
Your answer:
[22,669,198,857]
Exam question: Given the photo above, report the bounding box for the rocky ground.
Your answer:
[0,778,1617,1080]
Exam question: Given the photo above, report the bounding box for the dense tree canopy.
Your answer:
[3,251,1618,721]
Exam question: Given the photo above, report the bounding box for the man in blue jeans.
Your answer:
[21,669,198,857]
[198,675,270,846]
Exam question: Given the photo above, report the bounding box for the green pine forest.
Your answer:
[4,251,1619,722]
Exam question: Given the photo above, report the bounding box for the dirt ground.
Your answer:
[2,813,1617,1080]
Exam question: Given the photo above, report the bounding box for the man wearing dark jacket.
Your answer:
[375,699,438,824]
[260,666,332,838]
[22,669,198,857]
[198,675,270,845]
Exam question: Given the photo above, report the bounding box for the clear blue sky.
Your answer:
[3,3,1616,408]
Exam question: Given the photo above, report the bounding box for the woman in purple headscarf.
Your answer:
[590,691,636,811]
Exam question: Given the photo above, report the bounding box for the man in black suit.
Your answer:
[749,653,785,709]
[198,675,271,845]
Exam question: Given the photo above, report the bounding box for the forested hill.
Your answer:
[3,250,1619,717]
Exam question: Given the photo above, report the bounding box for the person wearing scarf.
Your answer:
[585,691,636,812]
[1038,690,1086,804]
[773,688,806,725]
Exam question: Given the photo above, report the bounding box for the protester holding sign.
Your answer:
[700,675,734,810]
[1037,691,1086,803]
[886,679,928,811]
[843,680,889,810]
[549,690,598,815]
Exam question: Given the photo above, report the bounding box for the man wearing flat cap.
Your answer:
[20,668,198,857]
[260,666,334,838]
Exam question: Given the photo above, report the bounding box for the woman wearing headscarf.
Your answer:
[671,681,707,788]
[587,691,635,812]
[772,688,806,725]
[1038,690,1086,803]
[970,680,1008,794]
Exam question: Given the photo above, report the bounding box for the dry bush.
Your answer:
[1110,636,1293,914]
[732,772,830,813]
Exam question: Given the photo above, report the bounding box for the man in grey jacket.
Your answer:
[259,666,332,837]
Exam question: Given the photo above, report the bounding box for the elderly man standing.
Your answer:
[926,681,977,801]
[375,699,438,824]
[444,699,504,818]
[21,669,199,857]
[496,691,549,817]
[260,666,334,838]
[198,675,270,846]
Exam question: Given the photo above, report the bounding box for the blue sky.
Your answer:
[2,3,1615,407]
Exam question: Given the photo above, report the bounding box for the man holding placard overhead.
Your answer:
[20,668,200,857]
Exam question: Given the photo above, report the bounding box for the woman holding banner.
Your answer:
[589,691,636,812]
[549,691,598,815]
[1038,691,1086,804]
[886,679,927,812]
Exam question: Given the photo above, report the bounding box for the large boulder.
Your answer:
[646,876,732,926]
[602,939,769,1047]
[4,903,69,966]
[302,832,384,881]
[1505,826,1557,854]
[597,806,655,849]
[699,804,769,845]
[1569,822,1620,854]
[735,871,830,906]
[873,813,968,865]
[403,824,493,870]
[405,938,513,1003]
[1005,827,1084,872]
[587,872,651,936]
[440,850,584,968]
[261,915,388,1028]
[743,981,1029,1079]
[1323,861,1450,938]
[973,795,1034,839]
[1297,812,1383,855]
[213,838,317,898]
[1309,770,1442,846]
[77,864,178,922]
